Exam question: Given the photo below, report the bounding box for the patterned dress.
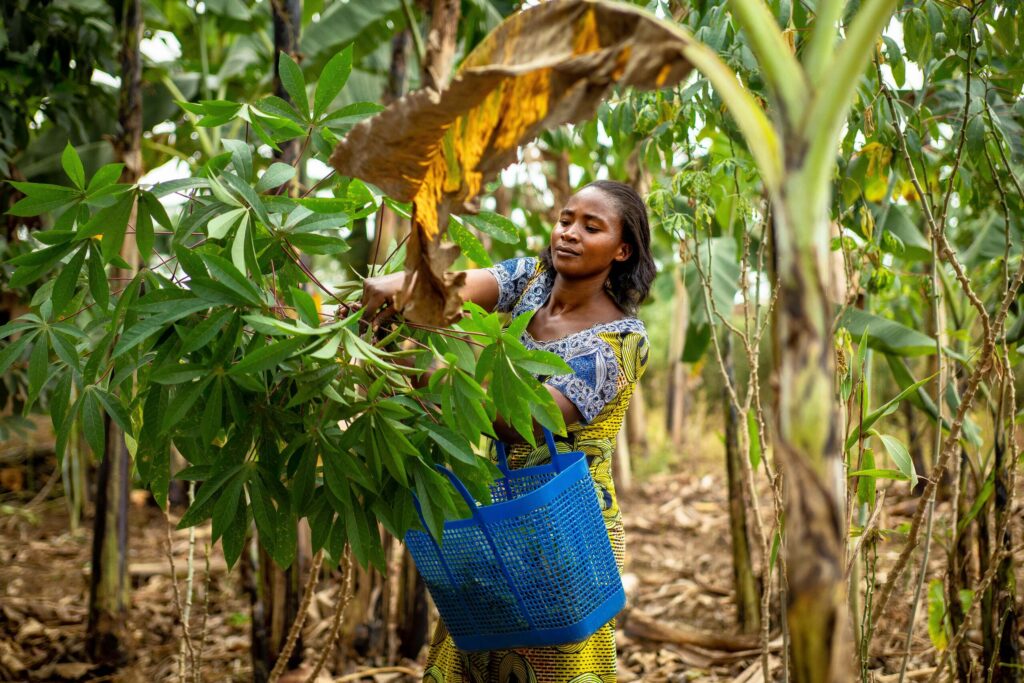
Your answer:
[423,257,649,683]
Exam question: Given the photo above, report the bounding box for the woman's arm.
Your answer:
[361,269,500,324]
[492,385,583,444]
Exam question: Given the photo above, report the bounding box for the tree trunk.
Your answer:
[666,268,688,447]
[86,0,142,663]
[421,0,460,92]
[272,0,303,169]
[722,334,761,634]
[626,383,649,460]
[772,181,850,682]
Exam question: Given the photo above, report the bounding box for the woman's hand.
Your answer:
[360,271,405,327]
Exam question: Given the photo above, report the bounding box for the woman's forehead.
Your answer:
[563,186,621,224]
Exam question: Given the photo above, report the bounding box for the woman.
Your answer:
[362,180,654,683]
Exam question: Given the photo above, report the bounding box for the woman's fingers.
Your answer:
[372,302,398,327]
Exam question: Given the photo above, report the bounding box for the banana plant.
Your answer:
[668,0,900,679]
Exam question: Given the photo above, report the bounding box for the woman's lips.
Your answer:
[555,246,580,257]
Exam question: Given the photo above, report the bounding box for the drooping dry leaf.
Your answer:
[330,0,700,324]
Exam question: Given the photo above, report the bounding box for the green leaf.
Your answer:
[227,335,306,376]
[747,411,762,468]
[211,473,246,542]
[848,468,909,480]
[135,198,154,264]
[927,579,948,651]
[62,142,86,189]
[95,389,132,434]
[7,182,80,216]
[88,242,110,310]
[289,287,320,327]
[449,216,492,266]
[460,211,519,244]
[845,373,935,452]
[286,232,350,255]
[230,213,250,274]
[321,101,385,127]
[314,46,353,120]
[161,377,214,433]
[221,496,249,570]
[179,308,233,355]
[86,164,126,196]
[178,463,246,528]
[422,422,477,465]
[26,334,50,408]
[81,390,106,459]
[877,434,917,490]
[837,308,937,357]
[51,245,88,316]
[207,207,246,240]
[278,52,309,120]
[222,138,253,182]
[199,253,262,306]
[255,162,296,192]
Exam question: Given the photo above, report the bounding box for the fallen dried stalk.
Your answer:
[335,666,421,682]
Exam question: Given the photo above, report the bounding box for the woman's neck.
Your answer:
[547,270,614,317]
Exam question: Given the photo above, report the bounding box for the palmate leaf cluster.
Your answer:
[0,49,569,572]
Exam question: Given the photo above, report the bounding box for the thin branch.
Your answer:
[267,549,326,683]
[303,548,355,683]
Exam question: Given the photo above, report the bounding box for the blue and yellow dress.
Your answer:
[423,256,649,683]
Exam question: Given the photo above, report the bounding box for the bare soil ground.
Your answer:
[1,429,1022,682]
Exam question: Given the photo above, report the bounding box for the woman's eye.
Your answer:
[585,226,599,233]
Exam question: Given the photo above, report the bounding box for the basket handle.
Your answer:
[433,464,536,631]
[493,428,571,473]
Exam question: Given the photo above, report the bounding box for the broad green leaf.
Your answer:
[222,138,253,181]
[88,242,110,310]
[422,422,478,465]
[877,433,917,490]
[221,496,249,569]
[845,373,935,452]
[179,308,234,355]
[81,390,106,459]
[286,232,350,255]
[7,182,80,216]
[207,207,246,240]
[87,164,126,195]
[321,101,385,126]
[314,46,353,120]
[135,198,154,264]
[199,253,262,306]
[747,411,761,468]
[211,473,246,543]
[460,211,519,244]
[61,142,85,189]
[927,580,948,651]
[255,162,296,192]
[26,334,50,408]
[230,213,250,274]
[178,463,246,528]
[95,389,132,434]
[837,308,937,356]
[449,217,492,266]
[0,334,35,380]
[848,468,909,480]
[227,335,306,376]
[51,245,87,315]
[278,52,309,120]
[161,376,214,433]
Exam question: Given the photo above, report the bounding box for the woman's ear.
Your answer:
[614,243,632,262]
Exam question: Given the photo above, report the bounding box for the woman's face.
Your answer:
[550,186,632,279]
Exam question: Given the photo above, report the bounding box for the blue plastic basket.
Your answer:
[404,429,625,652]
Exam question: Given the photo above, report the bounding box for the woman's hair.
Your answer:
[540,179,656,314]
